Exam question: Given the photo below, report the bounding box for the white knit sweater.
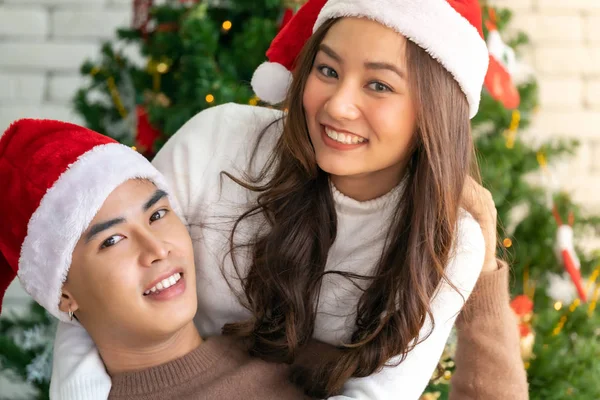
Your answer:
[50,103,485,400]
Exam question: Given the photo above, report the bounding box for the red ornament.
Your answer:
[510,295,534,317]
[483,8,520,109]
[136,106,161,158]
[518,323,531,338]
[553,206,588,302]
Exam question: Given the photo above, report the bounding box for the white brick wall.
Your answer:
[490,0,600,213]
[0,0,131,136]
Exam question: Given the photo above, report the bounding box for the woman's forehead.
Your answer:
[320,18,407,61]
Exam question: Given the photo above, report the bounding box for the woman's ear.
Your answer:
[58,287,80,314]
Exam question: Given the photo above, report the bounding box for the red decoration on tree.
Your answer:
[133,0,154,35]
[136,106,161,158]
[511,294,534,317]
[553,206,587,302]
[510,294,535,360]
[484,8,520,109]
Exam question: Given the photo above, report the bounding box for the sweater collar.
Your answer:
[109,337,230,397]
[331,176,407,216]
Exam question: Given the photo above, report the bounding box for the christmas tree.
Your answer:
[1,2,599,399]
[73,0,290,157]
[0,302,56,400]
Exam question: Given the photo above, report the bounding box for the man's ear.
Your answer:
[58,286,80,315]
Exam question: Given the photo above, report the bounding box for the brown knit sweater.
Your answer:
[108,260,528,400]
[449,260,529,400]
[108,336,309,400]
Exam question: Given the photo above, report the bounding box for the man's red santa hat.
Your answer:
[0,120,181,324]
[252,0,490,119]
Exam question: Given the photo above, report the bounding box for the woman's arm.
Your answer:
[327,213,485,400]
[449,259,528,400]
[50,321,111,399]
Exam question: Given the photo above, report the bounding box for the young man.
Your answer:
[0,119,309,400]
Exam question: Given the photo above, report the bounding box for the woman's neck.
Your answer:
[330,164,407,202]
[97,322,203,376]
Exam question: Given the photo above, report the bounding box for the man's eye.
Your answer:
[100,235,124,249]
[150,209,168,222]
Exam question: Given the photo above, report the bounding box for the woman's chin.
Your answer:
[316,159,361,179]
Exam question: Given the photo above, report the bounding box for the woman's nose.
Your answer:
[324,82,361,122]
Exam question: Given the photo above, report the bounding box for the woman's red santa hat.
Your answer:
[252,0,490,119]
[0,120,181,324]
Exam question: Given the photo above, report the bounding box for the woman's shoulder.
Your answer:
[168,103,284,147]
[153,103,284,180]
[151,104,285,217]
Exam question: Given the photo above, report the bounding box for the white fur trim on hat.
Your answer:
[251,61,293,104]
[17,143,183,324]
[314,0,490,118]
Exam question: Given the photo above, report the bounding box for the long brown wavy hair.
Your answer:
[222,18,474,397]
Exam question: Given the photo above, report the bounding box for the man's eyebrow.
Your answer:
[84,190,167,244]
[85,218,125,243]
[143,189,168,212]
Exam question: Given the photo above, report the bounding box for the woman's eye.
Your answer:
[100,235,124,249]
[368,82,392,93]
[317,65,338,79]
[150,209,168,222]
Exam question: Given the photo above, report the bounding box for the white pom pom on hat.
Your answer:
[252,0,490,118]
[251,62,292,105]
[251,0,328,105]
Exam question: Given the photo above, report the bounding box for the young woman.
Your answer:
[50,0,527,398]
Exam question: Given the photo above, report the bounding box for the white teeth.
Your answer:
[325,127,365,145]
[145,272,182,295]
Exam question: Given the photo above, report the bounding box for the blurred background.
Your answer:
[1,0,599,399]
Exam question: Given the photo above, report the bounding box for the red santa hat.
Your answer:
[252,0,489,119]
[0,119,181,324]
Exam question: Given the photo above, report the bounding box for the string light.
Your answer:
[205,94,215,103]
[222,20,232,31]
[503,238,513,248]
[156,62,169,74]
[554,301,563,311]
